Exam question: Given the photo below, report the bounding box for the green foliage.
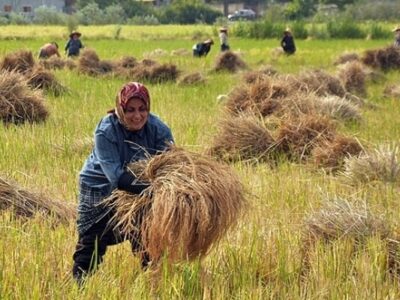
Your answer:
[263,4,286,22]
[308,23,330,39]
[8,13,30,25]
[284,0,317,19]
[127,15,160,25]
[103,4,126,25]
[65,15,80,34]
[291,21,308,39]
[112,25,122,40]
[232,21,286,39]
[327,19,366,39]
[158,2,222,24]
[76,3,105,25]
[121,1,156,18]
[0,16,9,25]
[343,0,400,21]
[367,23,391,40]
[319,0,357,10]
[33,6,66,25]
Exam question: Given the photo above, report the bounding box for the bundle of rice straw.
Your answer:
[0,70,48,124]
[287,70,346,97]
[333,52,359,66]
[303,197,400,278]
[25,66,66,96]
[0,176,76,224]
[276,115,336,160]
[78,48,115,76]
[130,63,179,83]
[362,46,400,71]
[337,61,367,97]
[312,135,364,171]
[361,49,380,69]
[207,113,276,162]
[303,197,389,245]
[116,56,137,69]
[314,95,362,122]
[104,147,246,262]
[225,78,289,116]
[214,51,247,73]
[0,50,35,74]
[171,48,191,56]
[177,72,206,85]
[384,84,400,98]
[39,56,66,70]
[342,144,400,184]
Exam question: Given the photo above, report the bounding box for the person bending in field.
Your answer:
[192,39,214,57]
[281,28,296,55]
[72,82,174,285]
[65,31,84,57]
[38,42,61,59]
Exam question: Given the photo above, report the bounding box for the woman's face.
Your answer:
[124,98,149,131]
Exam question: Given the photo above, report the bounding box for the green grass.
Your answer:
[1,25,400,299]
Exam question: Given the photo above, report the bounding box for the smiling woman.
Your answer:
[72,81,174,285]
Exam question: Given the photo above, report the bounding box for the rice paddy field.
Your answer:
[1,25,400,299]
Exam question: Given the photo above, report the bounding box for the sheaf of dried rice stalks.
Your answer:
[39,56,66,70]
[342,144,400,184]
[78,48,116,76]
[337,61,367,97]
[315,95,362,122]
[214,51,247,73]
[0,50,35,74]
[26,66,67,96]
[225,78,289,116]
[0,175,76,224]
[333,52,359,66]
[207,113,277,162]
[276,115,337,160]
[302,197,400,278]
[104,147,246,262]
[312,135,364,171]
[177,72,206,86]
[383,85,400,99]
[303,197,389,245]
[287,70,346,98]
[0,70,48,124]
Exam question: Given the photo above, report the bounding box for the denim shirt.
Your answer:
[80,113,174,194]
[65,39,83,56]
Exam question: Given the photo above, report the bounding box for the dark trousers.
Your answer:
[221,44,230,52]
[72,212,150,282]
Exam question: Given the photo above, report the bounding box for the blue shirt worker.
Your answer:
[193,39,214,57]
[65,31,84,57]
[281,28,296,55]
[72,82,174,285]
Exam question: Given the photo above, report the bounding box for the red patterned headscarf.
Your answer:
[112,82,151,128]
[118,82,150,111]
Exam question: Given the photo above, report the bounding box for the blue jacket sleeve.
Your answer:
[94,132,124,187]
[155,127,174,151]
[65,40,70,51]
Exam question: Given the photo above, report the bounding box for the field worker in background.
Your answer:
[281,28,296,55]
[72,82,174,285]
[393,26,400,47]
[193,39,214,57]
[65,31,84,57]
[219,27,230,52]
[38,42,60,59]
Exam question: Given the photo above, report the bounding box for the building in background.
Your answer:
[0,0,75,15]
